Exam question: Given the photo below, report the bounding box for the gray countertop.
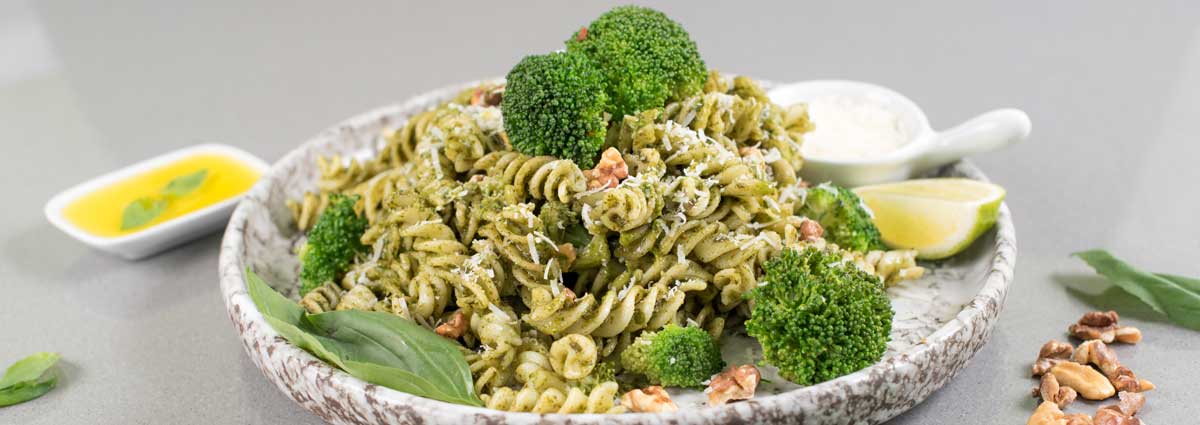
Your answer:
[2,1,1198,424]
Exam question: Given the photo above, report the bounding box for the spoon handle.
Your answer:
[914,108,1031,174]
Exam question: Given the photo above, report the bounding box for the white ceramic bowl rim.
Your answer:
[218,80,1016,424]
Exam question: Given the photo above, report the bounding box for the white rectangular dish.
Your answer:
[44,143,269,260]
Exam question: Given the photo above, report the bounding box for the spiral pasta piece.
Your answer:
[471,151,587,203]
[549,334,597,380]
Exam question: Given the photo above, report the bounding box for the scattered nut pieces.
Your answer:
[1035,372,1078,409]
[620,386,678,413]
[1073,340,1142,393]
[1027,313,1153,424]
[435,311,469,339]
[1033,340,1075,377]
[1049,362,1115,400]
[584,148,629,190]
[705,365,760,406]
[799,219,824,242]
[1069,311,1142,344]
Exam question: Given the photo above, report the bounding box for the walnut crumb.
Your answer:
[1069,311,1142,344]
[1036,372,1078,408]
[620,386,677,413]
[584,148,629,190]
[435,311,469,339]
[706,365,760,406]
[799,219,824,241]
[1032,340,1075,377]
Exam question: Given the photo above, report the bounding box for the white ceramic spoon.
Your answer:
[767,80,1031,187]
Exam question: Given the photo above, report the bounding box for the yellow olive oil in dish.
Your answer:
[62,153,261,237]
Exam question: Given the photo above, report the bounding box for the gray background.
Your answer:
[2,1,1198,423]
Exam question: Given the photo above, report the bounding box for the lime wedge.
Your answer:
[853,178,1005,260]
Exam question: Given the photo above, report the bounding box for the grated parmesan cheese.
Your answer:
[526,233,540,264]
[802,95,910,160]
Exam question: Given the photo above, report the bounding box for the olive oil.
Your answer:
[63,153,261,237]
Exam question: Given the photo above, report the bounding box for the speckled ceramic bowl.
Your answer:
[218,80,1017,425]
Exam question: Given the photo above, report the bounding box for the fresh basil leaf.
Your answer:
[1156,273,1200,295]
[120,197,167,230]
[1074,250,1200,330]
[245,271,349,368]
[344,360,480,407]
[0,352,59,390]
[0,379,57,408]
[306,310,481,406]
[0,352,60,407]
[162,169,208,198]
[245,270,482,406]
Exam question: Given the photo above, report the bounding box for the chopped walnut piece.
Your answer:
[1033,340,1075,377]
[1095,393,1145,425]
[1069,311,1142,344]
[1136,379,1154,392]
[435,311,469,339]
[469,86,504,107]
[584,148,629,190]
[799,219,824,242]
[1073,340,1144,393]
[706,365,760,406]
[620,386,678,413]
[557,243,577,269]
[1027,401,1094,425]
[1035,372,1078,409]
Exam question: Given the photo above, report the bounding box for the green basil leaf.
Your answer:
[1156,273,1200,295]
[0,379,57,407]
[162,169,208,198]
[0,352,60,407]
[120,197,167,230]
[1074,250,1200,330]
[0,352,59,390]
[245,270,482,406]
[245,271,349,368]
[306,310,481,406]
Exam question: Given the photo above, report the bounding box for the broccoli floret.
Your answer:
[566,6,706,118]
[745,248,893,386]
[799,183,886,252]
[299,194,368,295]
[620,324,725,388]
[501,51,609,168]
